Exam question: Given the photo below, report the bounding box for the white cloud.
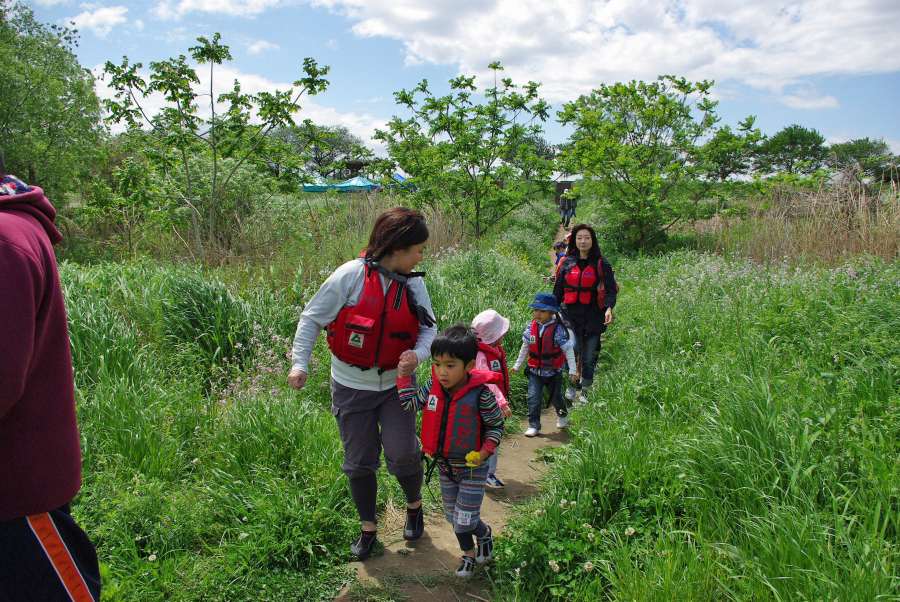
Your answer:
[66,5,128,38]
[150,0,286,19]
[247,39,279,54]
[32,0,69,6]
[311,0,900,111]
[778,93,839,110]
[134,19,144,31]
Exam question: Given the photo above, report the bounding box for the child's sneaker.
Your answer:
[577,392,589,405]
[564,386,576,400]
[475,526,493,564]
[455,554,476,578]
[556,415,568,428]
[349,530,377,559]
[403,504,424,540]
[486,473,505,488]
[524,427,539,437]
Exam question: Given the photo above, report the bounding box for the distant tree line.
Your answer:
[1,1,896,258]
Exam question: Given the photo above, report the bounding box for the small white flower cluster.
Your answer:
[548,560,560,573]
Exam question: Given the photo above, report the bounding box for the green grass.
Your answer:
[62,198,900,600]
[494,251,900,600]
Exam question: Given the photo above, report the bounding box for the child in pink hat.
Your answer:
[471,309,513,487]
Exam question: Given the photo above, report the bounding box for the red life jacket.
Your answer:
[561,256,605,306]
[326,259,420,370]
[527,320,565,371]
[477,341,509,398]
[420,368,499,461]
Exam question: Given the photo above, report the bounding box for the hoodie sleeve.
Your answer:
[0,233,41,418]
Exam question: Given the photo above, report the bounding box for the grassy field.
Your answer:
[62,195,900,599]
[496,251,900,600]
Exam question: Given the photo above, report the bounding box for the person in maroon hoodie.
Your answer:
[0,149,101,602]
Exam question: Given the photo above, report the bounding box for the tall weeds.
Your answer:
[700,169,900,263]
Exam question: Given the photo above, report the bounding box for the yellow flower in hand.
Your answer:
[465,451,481,467]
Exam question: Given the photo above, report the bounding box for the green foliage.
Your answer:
[61,260,358,600]
[700,116,762,183]
[0,0,104,198]
[160,273,253,373]
[755,123,827,175]
[496,251,900,600]
[270,121,368,180]
[827,137,897,181]
[559,76,719,250]
[102,33,330,263]
[375,64,555,238]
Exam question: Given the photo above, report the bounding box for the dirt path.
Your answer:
[333,408,571,602]
[333,224,571,601]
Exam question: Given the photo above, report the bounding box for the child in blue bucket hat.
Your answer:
[510,293,576,436]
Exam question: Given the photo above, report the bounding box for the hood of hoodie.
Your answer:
[0,184,62,245]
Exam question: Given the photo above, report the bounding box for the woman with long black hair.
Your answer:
[552,223,617,405]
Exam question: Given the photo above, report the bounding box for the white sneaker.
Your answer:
[524,427,539,437]
[577,393,588,405]
[564,387,576,400]
[556,415,568,428]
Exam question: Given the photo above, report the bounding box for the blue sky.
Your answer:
[25,0,900,155]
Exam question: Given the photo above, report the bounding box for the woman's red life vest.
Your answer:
[420,368,497,461]
[326,260,419,370]
[561,256,605,306]
[477,341,509,398]
[527,320,565,371]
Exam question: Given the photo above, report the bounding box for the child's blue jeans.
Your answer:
[525,368,566,430]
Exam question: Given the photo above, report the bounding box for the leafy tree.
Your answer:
[269,121,367,180]
[754,124,826,175]
[374,63,554,238]
[102,33,328,263]
[0,0,104,198]
[558,76,719,249]
[701,116,762,182]
[826,137,896,181]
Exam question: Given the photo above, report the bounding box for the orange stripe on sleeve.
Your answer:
[27,513,95,602]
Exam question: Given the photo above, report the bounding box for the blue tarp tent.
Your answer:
[301,176,334,192]
[333,176,378,192]
[390,173,417,190]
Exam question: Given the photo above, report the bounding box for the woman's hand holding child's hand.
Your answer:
[397,350,418,377]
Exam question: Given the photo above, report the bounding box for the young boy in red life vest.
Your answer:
[509,293,577,437]
[471,309,513,487]
[397,325,505,578]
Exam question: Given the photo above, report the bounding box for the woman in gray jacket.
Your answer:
[288,207,436,559]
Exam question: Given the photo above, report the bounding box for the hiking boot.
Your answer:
[524,427,539,437]
[475,526,494,564]
[403,504,424,541]
[556,415,568,428]
[349,530,377,559]
[486,473,505,488]
[455,554,476,578]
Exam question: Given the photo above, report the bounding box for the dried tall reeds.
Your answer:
[700,167,899,264]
